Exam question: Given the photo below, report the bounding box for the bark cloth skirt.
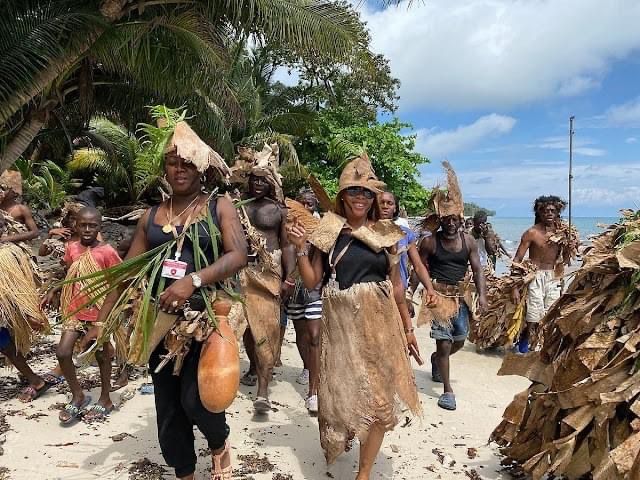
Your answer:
[319,279,422,464]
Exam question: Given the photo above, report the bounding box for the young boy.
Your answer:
[45,207,121,424]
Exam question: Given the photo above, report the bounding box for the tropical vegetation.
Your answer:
[1,0,435,215]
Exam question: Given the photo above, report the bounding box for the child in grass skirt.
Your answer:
[44,207,121,425]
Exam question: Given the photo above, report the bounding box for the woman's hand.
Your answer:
[406,331,421,364]
[159,276,196,313]
[286,218,308,251]
[49,227,71,239]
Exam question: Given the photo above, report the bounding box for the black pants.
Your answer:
[150,341,229,478]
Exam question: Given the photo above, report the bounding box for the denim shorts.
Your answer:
[430,302,470,343]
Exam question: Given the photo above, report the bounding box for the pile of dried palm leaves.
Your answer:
[470,261,537,350]
[0,243,49,354]
[491,210,640,479]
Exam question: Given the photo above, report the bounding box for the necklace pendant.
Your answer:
[162,224,173,234]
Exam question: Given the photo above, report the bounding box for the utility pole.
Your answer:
[568,116,575,232]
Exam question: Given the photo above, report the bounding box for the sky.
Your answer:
[355,0,640,217]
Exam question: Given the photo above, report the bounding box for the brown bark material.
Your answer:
[491,210,640,480]
[319,280,421,464]
[239,251,282,377]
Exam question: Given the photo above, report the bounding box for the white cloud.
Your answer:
[573,147,606,157]
[603,97,640,127]
[361,0,640,110]
[626,137,638,144]
[529,136,606,156]
[416,114,516,158]
[574,186,640,205]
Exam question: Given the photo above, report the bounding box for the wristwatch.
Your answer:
[190,273,202,288]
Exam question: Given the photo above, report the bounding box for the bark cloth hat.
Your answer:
[0,171,23,196]
[337,153,386,195]
[230,143,284,205]
[162,120,231,182]
[422,161,464,233]
[308,155,403,253]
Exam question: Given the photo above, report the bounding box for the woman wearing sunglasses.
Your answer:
[287,155,421,479]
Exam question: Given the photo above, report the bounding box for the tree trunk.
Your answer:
[0,111,47,174]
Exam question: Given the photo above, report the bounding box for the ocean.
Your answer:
[409,216,619,275]
[489,216,616,274]
[488,216,616,252]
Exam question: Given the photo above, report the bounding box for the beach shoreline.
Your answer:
[0,325,528,479]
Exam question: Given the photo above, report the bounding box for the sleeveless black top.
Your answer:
[147,198,222,294]
[323,233,388,290]
[427,232,469,285]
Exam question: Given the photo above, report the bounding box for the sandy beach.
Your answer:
[0,324,529,480]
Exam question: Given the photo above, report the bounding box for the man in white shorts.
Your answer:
[512,196,567,353]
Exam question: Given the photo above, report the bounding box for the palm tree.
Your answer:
[0,0,363,172]
[227,44,318,167]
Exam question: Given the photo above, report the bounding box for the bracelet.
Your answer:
[405,327,414,334]
[284,279,295,287]
[296,243,310,257]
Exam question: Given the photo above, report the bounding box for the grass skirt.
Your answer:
[0,244,49,354]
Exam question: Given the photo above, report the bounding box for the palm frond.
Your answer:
[212,0,363,58]
[328,136,367,166]
[0,1,105,124]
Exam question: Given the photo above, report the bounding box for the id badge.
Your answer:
[161,259,188,279]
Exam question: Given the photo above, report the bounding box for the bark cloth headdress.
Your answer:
[422,161,464,233]
[297,153,403,254]
[162,120,231,182]
[230,143,284,205]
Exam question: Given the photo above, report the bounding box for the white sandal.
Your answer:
[211,441,232,480]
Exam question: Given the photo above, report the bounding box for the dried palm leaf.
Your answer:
[491,210,640,480]
[285,198,320,233]
[0,244,49,354]
[470,261,537,349]
[307,174,334,212]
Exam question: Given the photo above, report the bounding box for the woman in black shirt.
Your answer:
[288,155,421,479]
[96,119,247,480]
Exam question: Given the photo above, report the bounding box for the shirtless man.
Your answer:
[241,173,295,413]
[0,183,39,244]
[0,179,49,403]
[419,214,487,410]
[512,196,566,353]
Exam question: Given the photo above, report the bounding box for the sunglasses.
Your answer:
[344,186,375,199]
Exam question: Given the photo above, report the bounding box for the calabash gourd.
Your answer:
[198,300,240,413]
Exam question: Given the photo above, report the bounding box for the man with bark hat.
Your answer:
[417,161,487,411]
[231,144,296,414]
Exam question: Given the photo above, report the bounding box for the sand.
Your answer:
[0,325,529,480]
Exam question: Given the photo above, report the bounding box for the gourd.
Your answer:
[198,300,240,413]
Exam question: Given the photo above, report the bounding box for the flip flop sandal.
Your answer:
[240,372,257,386]
[211,441,232,480]
[83,404,114,423]
[59,396,92,425]
[431,354,443,383]
[18,380,53,403]
[253,397,271,414]
[41,372,65,385]
[437,392,457,411]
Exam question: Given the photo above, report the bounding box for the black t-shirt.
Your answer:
[323,233,388,290]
